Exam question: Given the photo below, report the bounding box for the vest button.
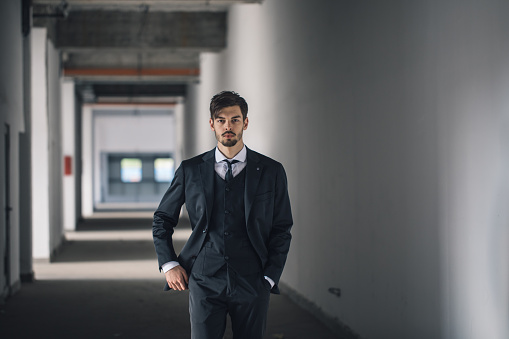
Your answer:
[225,210,229,214]
[224,256,229,260]
[225,187,230,192]
[224,231,229,236]
[202,228,207,233]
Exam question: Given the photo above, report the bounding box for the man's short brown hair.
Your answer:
[210,91,248,120]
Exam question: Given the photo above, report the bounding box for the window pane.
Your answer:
[121,158,142,183]
[154,158,174,182]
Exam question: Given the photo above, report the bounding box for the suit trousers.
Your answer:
[189,265,271,339]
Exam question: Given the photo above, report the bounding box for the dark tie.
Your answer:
[224,160,239,183]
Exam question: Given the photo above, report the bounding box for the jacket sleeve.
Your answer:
[263,163,293,292]
[152,163,186,271]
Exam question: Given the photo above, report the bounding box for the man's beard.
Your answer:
[216,131,242,147]
[221,139,238,147]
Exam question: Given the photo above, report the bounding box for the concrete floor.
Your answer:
[0,218,341,339]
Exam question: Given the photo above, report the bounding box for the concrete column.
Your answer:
[81,105,94,218]
[183,85,198,159]
[30,28,51,259]
[47,36,64,255]
[187,56,219,154]
[62,80,76,231]
[19,30,33,281]
[174,97,185,166]
[30,27,64,259]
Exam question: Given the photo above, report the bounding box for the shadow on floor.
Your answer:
[0,218,341,339]
[53,239,157,263]
[76,217,155,231]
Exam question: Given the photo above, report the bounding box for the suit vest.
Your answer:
[193,168,261,276]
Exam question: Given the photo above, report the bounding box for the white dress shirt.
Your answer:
[213,145,247,180]
[161,146,274,288]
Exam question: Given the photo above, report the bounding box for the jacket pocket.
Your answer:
[254,191,273,202]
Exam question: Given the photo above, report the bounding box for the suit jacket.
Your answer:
[152,147,293,294]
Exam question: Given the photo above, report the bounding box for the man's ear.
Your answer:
[209,118,215,131]
[243,117,249,130]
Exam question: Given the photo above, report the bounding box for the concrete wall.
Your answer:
[434,2,509,338]
[188,1,509,338]
[0,0,25,297]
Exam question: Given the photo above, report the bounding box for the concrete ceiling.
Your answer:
[32,0,261,87]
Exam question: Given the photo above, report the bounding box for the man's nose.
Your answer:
[225,121,232,130]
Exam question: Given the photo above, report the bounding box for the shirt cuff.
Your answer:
[264,276,275,288]
[162,261,180,273]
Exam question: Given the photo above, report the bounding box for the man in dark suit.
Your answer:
[152,91,293,339]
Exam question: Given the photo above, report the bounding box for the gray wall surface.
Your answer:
[0,0,25,297]
[188,1,509,338]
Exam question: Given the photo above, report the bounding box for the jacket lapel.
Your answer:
[200,149,216,225]
[244,148,262,224]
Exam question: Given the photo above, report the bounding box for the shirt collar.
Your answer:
[215,145,247,164]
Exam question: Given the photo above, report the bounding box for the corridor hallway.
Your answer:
[0,217,340,339]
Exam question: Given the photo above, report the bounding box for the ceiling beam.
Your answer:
[33,0,262,11]
[75,83,188,103]
[45,11,226,50]
[64,68,200,77]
